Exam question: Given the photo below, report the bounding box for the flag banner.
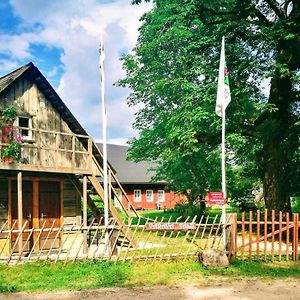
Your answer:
[215,36,231,117]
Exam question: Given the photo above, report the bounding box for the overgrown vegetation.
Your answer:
[0,259,299,293]
[119,0,300,213]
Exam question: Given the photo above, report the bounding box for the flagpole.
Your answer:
[216,36,229,250]
[99,33,110,255]
[221,103,227,249]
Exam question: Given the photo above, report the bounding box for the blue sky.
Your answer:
[0,0,152,144]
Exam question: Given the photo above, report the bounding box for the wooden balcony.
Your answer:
[0,126,94,175]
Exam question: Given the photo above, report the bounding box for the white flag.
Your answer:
[215,36,231,117]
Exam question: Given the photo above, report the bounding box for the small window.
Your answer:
[146,190,153,202]
[17,116,32,141]
[133,190,142,202]
[157,190,165,203]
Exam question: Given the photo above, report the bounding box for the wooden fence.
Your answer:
[0,215,227,265]
[233,209,299,262]
[1,210,298,265]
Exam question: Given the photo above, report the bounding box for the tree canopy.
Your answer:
[119,0,300,212]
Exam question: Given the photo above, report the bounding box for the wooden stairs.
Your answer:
[72,139,139,248]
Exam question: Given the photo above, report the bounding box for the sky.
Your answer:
[0,0,152,145]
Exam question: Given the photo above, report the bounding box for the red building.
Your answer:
[99,144,185,210]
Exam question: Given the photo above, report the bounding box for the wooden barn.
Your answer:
[98,144,186,210]
[0,63,136,259]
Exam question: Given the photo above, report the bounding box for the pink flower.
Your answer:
[14,136,23,142]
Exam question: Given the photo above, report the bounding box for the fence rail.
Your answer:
[233,209,299,262]
[1,211,298,265]
[0,215,226,265]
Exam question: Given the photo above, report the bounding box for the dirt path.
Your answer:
[1,279,299,300]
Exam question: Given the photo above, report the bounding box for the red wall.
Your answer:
[118,185,186,210]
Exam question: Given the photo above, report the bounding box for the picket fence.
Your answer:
[0,210,299,265]
[233,209,299,262]
[0,215,227,265]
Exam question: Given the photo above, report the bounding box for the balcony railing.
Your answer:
[0,125,93,174]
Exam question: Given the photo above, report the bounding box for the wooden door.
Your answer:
[11,180,33,251]
[39,181,61,249]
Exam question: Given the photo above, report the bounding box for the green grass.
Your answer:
[121,207,240,225]
[0,259,299,293]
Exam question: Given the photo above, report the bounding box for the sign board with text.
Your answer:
[145,222,196,231]
[205,192,226,205]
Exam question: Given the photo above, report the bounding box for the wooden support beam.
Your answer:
[83,176,87,227]
[82,176,88,253]
[17,172,23,254]
[32,180,39,251]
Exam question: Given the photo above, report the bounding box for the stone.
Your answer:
[198,248,229,268]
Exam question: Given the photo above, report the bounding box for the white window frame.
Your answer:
[133,189,142,202]
[157,190,165,203]
[16,116,33,141]
[146,190,154,202]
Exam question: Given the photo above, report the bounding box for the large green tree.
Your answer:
[119,0,300,212]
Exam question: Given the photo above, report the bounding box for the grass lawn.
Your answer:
[0,259,299,293]
[121,206,240,225]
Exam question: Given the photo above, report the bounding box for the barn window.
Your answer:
[146,190,153,202]
[158,190,165,203]
[17,116,32,141]
[133,190,141,202]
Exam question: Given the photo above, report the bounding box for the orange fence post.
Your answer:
[256,210,260,261]
[264,209,268,262]
[293,214,299,261]
[286,212,290,261]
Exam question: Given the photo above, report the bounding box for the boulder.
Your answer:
[198,248,229,268]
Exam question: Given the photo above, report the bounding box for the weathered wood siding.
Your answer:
[0,176,8,229]
[63,179,81,226]
[0,77,90,172]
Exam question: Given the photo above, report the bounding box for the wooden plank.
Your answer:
[32,180,39,249]
[293,214,299,261]
[241,212,245,260]
[17,172,23,254]
[249,211,253,259]
[279,211,282,261]
[271,210,275,262]
[286,212,290,261]
[263,209,267,262]
[256,210,260,261]
[88,175,137,247]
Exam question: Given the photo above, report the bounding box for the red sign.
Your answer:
[145,222,196,231]
[205,192,226,205]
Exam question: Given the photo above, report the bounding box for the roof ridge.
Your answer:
[0,62,32,81]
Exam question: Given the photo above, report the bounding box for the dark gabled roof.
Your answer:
[0,62,87,136]
[98,143,167,185]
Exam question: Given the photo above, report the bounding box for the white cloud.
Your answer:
[4,0,152,141]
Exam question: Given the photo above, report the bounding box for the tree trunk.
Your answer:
[260,62,293,214]
[262,139,292,214]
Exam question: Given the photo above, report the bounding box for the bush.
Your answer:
[173,203,205,219]
[291,197,300,213]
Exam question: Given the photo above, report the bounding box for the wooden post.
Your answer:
[88,137,92,173]
[83,176,88,253]
[72,135,76,168]
[292,213,299,261]
[32,180,39,251]
[225,213,235,260]
[17,172,23,254]
[256,210,260,261]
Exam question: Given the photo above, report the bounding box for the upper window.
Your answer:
[17,116,32,141]
[157,190,165,202]
[133,190,142,202]
[146,190,153,202]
